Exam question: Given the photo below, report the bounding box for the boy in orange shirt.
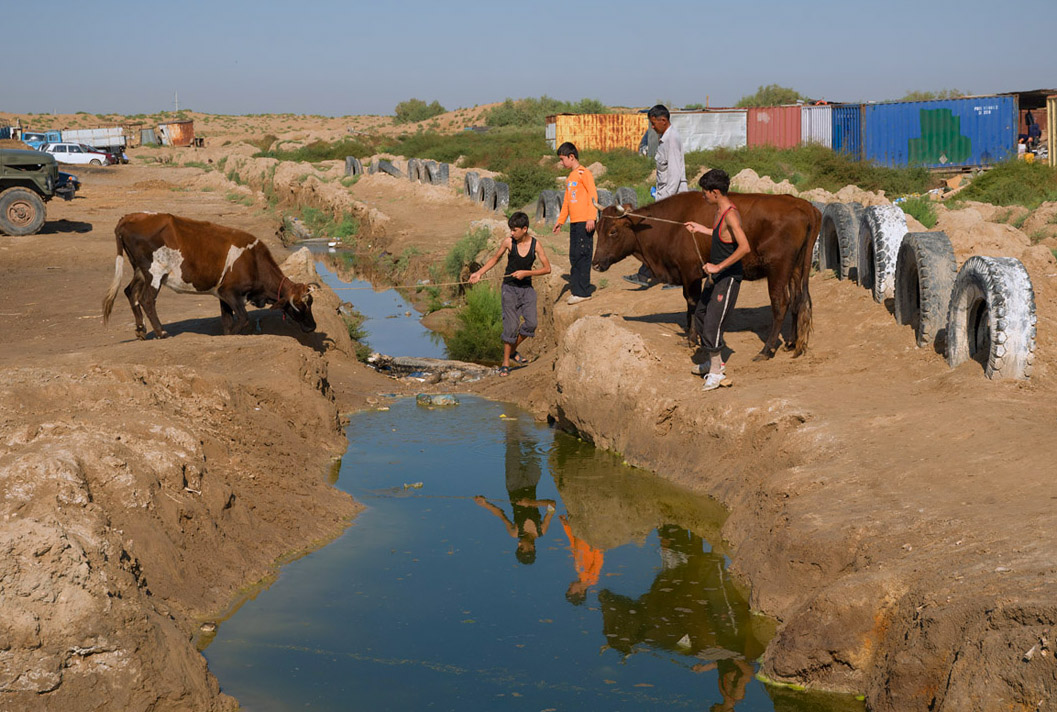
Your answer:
[552,142,598,305]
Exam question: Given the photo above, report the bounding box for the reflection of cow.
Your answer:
[592,192,820,359]
[598,526,764,662]
[103,213,316,339]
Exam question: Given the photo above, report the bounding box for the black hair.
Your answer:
[647,104,671,121]
[515,545,537,565]
[508,211,529,229]
[565,589,587,606]
[556,142,579,159]
[698,168,730,195]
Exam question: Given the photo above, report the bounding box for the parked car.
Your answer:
[38,142,112,166]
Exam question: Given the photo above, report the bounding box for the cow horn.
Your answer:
[592,198,628,217]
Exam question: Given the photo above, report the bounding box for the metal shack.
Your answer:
[670,109,747,152]
[861,95,1017,169]
[831,104,862,159]
[157,120,196,148]
[545,113,646,152]
[746,105,802,148]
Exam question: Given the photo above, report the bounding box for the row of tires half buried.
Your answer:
[533,186,639,225]
[813,201,1037,380]
[351,157,451,186]
[462,172,509,213]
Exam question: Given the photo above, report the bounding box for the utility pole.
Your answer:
[174,91,179,113]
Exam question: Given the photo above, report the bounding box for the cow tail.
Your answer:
[102,220,127,325]
[790,206,819,356]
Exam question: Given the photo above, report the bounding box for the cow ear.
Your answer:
[307,282,321,293]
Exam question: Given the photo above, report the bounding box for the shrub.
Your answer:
[340,308,372,362]
[485,96,609,127]
[950,160,1057,210]
[443,227,491,280]
[394,98,446,125]
[899,89,967,101]
[736,84,811,107]
[254,137,377,162]
[499,162,560,208]
[899,195,938,228]
[580,148,654,187]
[446,283,503,363]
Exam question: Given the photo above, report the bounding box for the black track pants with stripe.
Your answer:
[693,274,741,352]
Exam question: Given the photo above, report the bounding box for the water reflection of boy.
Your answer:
[473,420,555,565]
[559,514,604,605]
[691,658,754,712]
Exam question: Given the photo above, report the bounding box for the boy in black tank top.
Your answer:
[469,212,552,376]
[684,169,751,391]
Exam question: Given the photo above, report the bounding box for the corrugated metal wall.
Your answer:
[746,106,802,148]
[547,113,647,153]
[160,120,195,148]
[831,104,862,159]
[1049,96,1056,167]
[862,96,1017,168]
[670,110,747,152]
[800,105,832,147]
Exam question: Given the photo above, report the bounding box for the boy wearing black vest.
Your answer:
[469,212,552,376]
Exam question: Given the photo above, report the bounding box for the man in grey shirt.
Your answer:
[625,104,688,287]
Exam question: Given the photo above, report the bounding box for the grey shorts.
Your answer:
[501,283,538,344]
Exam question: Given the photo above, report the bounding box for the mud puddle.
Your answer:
[203,397,861,711]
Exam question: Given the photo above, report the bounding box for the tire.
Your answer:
[90,159,102,166]
[535,189,562,225]
[428,162,449,186]
[819,202,863,280]
[894,232,957,349]
[857,205,908,302]
[378,160,402,178]
[494,181,510,210]
[464,171,481,198]
[945,256,1036,380]
[479,177,497,209]
[421,160,436,184]
[596,188,616,209]
[0,187,47,236]
[344,156,363,176]
[368,160,378,175]
[407,158,421,181]
[810,201,827,269]
[615,186,638,209]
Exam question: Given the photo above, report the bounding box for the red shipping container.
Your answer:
[746,106,802,148]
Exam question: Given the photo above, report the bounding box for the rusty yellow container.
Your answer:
[162,120,195,148]
[545,113,647,152]
[1048,95,1056,167]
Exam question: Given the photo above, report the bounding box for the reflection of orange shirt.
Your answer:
[561,518,603,586]
[557,165,598,225]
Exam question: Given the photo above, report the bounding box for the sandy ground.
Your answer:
[4,126,1057,710]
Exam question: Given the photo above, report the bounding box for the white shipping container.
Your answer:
[801,105,833,148]
[670,110,747,152]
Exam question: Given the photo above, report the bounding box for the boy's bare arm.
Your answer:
[469,238,510,284]
[530,242,552,277]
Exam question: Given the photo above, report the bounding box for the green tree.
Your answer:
[394,98,446,124]
[735,84,810,107]
[899,89,968,102]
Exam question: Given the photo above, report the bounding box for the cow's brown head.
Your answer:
[592,204,641,272]
[275,281,317,332]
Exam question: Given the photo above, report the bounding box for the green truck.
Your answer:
[0,147,78,236]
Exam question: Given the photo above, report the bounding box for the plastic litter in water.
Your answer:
[416,393,459,407]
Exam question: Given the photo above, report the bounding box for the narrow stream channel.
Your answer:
[202,257,862,711]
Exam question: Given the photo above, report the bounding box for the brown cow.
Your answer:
[592,191,820,359]
[102,212,317,339]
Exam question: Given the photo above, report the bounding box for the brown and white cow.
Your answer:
[102,212,317,339]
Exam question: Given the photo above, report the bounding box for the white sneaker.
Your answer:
[701,372,732,391]
[566,294,592,305]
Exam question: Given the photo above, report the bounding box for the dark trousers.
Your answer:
[693,275,741,352]
[569,222,594,297]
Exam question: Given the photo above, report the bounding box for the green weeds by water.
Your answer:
[443,227,490,281]
[298,206,359,241]
[446,283,503,363]
[340,308,372,362]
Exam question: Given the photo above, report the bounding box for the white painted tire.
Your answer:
[464,171,480,198]
[945,256,1036,380]
[427,162,449,186]
[407,158,421,181]
[857,205,908,302]
[615,186,637,209]
[809,201,826,270]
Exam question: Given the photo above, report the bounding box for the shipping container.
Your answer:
[862,95,1017,169]
[158,120,195,148]
[1049,95,1056,167]
[545,113,647,153]
[831,104,862,159]
[670,109,747,152]
[746,105,802,149]
[800,105,832,148]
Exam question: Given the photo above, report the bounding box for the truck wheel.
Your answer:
[615,186,638,209]
[857,205,908,302]
[0,187,47,236]
[90,159,102,166]
[945,256,1037,380]
[819,202,863,280]
[894,232,957,349]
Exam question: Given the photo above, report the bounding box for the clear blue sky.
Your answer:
[4,0,1054,116]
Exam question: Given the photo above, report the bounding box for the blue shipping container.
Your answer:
[831,104,861,159]
[862,96,1017,169]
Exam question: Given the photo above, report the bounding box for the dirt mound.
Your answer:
[0,138,33,150]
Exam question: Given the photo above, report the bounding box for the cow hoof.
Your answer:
[783,342,796,351]
[135,330,147,341]
[156,330,170,339]
[752,351,775,362]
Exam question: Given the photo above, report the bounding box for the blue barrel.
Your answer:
[831,104,861,160]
